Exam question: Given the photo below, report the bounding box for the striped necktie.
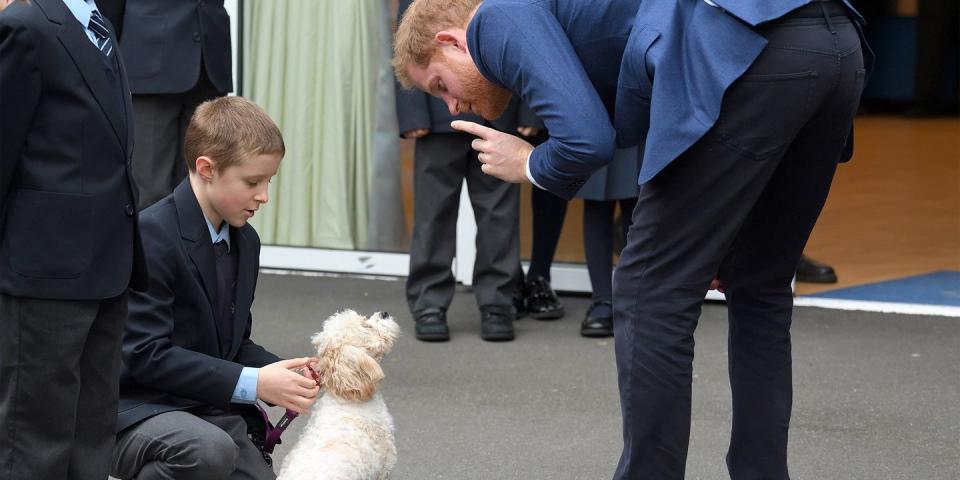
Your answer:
[88,10,113,57]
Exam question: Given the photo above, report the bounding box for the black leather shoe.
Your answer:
[796,255,838,284]
[480,306,515,341]
[580,300,613,338]
[415,311,450,342]
[525,275,565,320]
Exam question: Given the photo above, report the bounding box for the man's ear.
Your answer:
[435,29,467,53]
[195,156,216,182]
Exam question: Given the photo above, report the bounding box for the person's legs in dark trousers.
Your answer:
[466,137,521,340]
[132,71,221,210]
[0,293,127,480]
[582,198,637,337]
[515,130,567,319]
[527,187,568,281]
[522,186,568,319]
[911,0,960,115]
[112,410,274,480]
[406,134,468,339]
[584,198,638,304]
[612,8,865,479]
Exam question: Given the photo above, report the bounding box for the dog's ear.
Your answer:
[321,345,385,402]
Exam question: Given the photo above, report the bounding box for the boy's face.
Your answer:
[201,153,282,228]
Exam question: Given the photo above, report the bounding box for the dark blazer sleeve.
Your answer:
[0,13,41,213]
[123,210,243,409]
[235,311,277,367]
[395,80,432,136]
[395,0,432,136]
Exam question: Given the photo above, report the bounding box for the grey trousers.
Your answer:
[406,132,521,317]
[0,293,127,480]
[111,411,275,480]
[131,72,221,210]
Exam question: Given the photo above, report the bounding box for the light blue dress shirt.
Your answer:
[206,218,232,251]
[61,0,104,47]
[205,218,259,404]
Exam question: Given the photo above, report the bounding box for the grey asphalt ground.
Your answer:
[245,271,958,480]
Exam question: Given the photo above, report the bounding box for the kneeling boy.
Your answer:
[111,96,319,480]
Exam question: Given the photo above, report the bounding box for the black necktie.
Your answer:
[88,10,113,57]
[213,239,229,258]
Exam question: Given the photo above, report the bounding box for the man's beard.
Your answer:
[451,60,512,121]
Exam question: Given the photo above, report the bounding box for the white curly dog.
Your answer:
[277,309,400,480]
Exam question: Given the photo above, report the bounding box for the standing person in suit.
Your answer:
[111,96,319,480]
[394,0,870,477]
[396,0,541,342]
[396,84,540,342]
[0,0,147,478]
[120,0,233,209]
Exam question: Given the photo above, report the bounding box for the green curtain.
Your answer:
[242,0,403,250]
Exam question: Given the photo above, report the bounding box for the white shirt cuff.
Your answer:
[525,150,546,190]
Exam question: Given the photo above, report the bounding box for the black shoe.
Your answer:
[480,305,515,341]
[580,300,613,338]
[796,255,838,284]
[414,311,450,342]
[525,275,565,320]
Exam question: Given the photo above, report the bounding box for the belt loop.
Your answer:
[819,1,837,34]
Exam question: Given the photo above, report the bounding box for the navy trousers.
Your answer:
[612,5,866,479]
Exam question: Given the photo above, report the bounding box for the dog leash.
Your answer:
[257,365,321,454]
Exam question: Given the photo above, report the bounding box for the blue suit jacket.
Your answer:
[467,0,869,199]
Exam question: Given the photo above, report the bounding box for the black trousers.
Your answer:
[914,0,960,108]
[612,7,866,480]
[0,292,128,480]
[584,198,637,301]
[406,132,520,316]
[131,69,221,210]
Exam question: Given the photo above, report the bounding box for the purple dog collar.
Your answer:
[257,365,322,454]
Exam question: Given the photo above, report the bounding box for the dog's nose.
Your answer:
[378,311,390,319]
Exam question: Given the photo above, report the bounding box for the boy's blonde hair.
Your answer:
[392,0,482,89]
[183,96,285,172]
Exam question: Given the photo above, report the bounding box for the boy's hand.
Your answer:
[294,359,322,386]
[258,358,320,414]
